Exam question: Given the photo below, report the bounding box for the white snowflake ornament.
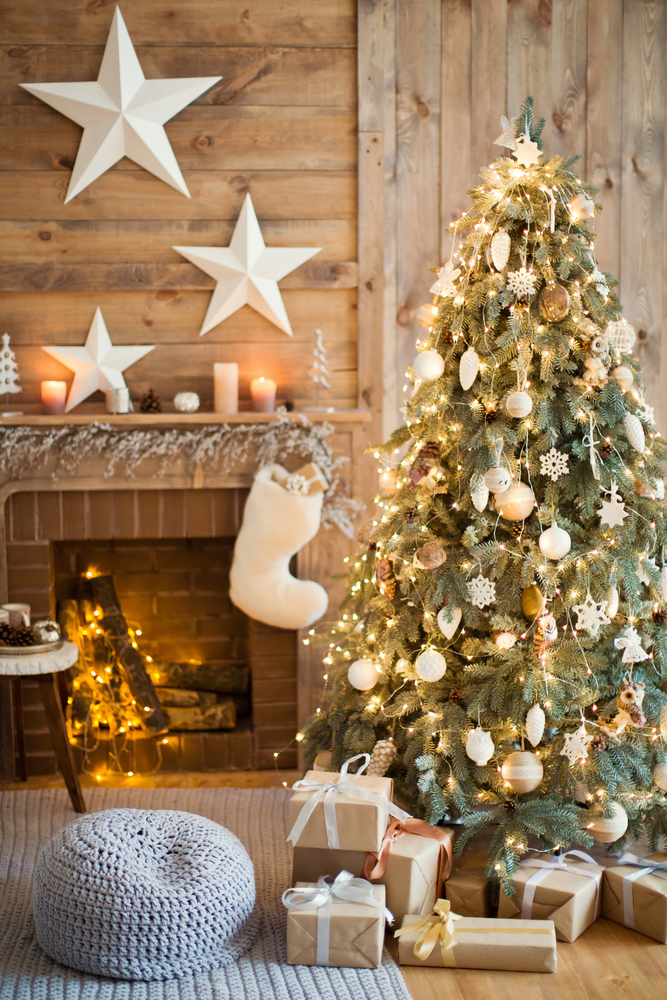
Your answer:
[430,261,461,298]
[598,481,628,528]
[539,448,569,483]
[513,133,542,168]
[614,625,649,664]
[560,722,594,766]
[507,267,537,299]
[494,115,519,151]
[572,592,611,637]
[467,574,496,609]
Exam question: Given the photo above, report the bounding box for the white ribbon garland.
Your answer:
[282,870,393,966]
[615,852,667,930]
[582,413,602,481]
[286,752,411,850]
[519,850,602,918]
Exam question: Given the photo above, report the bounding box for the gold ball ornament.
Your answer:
[588,802,628,844]
[416,303,440,328]
[493,481,536,521]
[505,390,533,418]
[378,468,399,493]
[501,750,543,793]
[653,762,667,791]
[348,658,382,690]
[413,349,445,382]
[568,192,595,223]
[538,523,572,560]
[484,466,512,493]
[611,366,634,390]
[539,284,570,322]
[522,583,546,620]
[313,750,333,772]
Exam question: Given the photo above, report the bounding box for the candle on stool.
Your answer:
[41,381,67,415]
[251,377,277,413]
[214,363,238,414]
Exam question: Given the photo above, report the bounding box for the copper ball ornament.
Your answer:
[539,284,570,322]
[416,303,440,328]
[493,481,536,521]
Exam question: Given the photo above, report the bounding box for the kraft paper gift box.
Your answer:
[497,849,603,942]
[287,753,408,853]
[601,852,667,943]
[395,900,557,972]
[292,819,454,924]
[445,867,495,918]
[284,876,388,969]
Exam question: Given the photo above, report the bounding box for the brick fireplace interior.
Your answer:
[5,488,299,777]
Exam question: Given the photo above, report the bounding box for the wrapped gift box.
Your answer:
[396,909,557,972]
[285,880,387,968]
[602,852,667,943]
[497,850,603,942]
[445,867,495,918]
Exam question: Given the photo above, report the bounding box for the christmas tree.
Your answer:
[302,98,667,890]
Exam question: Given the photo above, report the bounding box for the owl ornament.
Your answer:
[601,677,646,736]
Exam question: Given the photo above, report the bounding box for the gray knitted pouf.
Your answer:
[33,807,258,981]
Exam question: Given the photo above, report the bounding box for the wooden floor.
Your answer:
[1,771,665,999]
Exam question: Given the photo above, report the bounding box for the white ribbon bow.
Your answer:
[282,870,394,966]
[615,852,667,930]
[519,849,602,918]
[286,752,410,850]
[582,414,601,481]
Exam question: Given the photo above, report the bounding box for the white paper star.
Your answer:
[174,193,320,336]
[598,480,628,528]
[430,261,461,298]
[560,722,594,765]
[513,133,542,168]
[494,115,519,151]
[572,593,611,637]
[467,574,496,609]
[42,308,154,412]
[21,8,221,202]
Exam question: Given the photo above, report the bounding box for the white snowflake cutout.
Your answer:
[598,480,628,528]
[572,592,611,637]
[539,448,569,483]
[467,574,496,609]
[636,557,656,587]
[560,722,594,766]
[494,115,519,150]
[614,625,649,664]
[506,267,537,298]
[513,133,542,168]
[430,261,461,298]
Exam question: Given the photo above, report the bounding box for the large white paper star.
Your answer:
[598,480,628,528]
[42,308,154,412]
[21,8,221,202]
[174,193,321,336]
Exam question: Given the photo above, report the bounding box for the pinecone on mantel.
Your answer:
[140,387,162,413]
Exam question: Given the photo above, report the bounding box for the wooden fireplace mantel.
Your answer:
[0,409,372,428]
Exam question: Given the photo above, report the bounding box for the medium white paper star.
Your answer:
[430,261,462,298]
[494,115,519,151]
[560,722,594,766]
[174,193,321,336]
[572,592,611,637]
[21,8,221,202]
[513,133,542,168]
[598,481,628,528]
[42,308,154,412]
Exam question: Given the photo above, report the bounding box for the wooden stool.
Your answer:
[0,641,85,813]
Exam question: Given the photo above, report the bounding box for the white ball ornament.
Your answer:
[605,318,636,354]
[505,390,533,418]
[465,727,495,766]
[588,802,628,844]
[313,750,333,772]
[568,192,595,222]
[378,468,399,493]
[459,347,480,391]
[623,413,645,453]
[484,466,512,493]
[493,481,536,521]
[611,366,633,390]
[414,349,445,382]
[495,631,518,650]
[501,750,543,793]
[653,763,667,791]
[173,391,200,413]
[526,704,546,747]
[348,658,382,691]
[415,648,447,682]
[538,523,572,560]
[606,585,619,619]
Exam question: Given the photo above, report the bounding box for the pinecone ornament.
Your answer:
[140,387,162,413]
[375,557,396,600]
[441,328,454,345]
[598,441,614,459]
[3,624,37,646]
[591,734,607,752]
[367,738,397,776]
[484,404,498,424]
[448,688,465,706]
[653,607,667,624]
[510,521,525,538]
[504,800,516,812]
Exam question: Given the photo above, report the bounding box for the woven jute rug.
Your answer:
[0,785,412,1000]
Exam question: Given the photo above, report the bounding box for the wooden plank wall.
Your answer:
[378,0,667,438]
[0,0,359,411]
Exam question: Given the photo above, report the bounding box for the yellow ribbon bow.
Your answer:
[394,899,462,962]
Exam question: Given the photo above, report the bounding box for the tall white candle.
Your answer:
[251,377,277,413]
[214,363,238,414]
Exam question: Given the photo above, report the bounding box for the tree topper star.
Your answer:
[560,722,594,766]
[21,8,221,202]
[174,193,321,336]
[42,308,154,412]
[598,480,628,528]
[513,133,542,168]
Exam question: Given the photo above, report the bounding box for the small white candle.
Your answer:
[41,381,67,415]
[251,377,277,413]
[214,363,238,414]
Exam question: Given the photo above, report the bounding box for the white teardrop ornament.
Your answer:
[459,347,480,391]
[414,349,445,382]
[506,390,533,418]
[465,727,494,766]
[526,704,546,747]
[471,479,490,512]
[538,523,572,560]
[606,585,619,619]
[491,231,511,270]
[484,466,512,493]
[437,605,462,640]
[623,413,645,453]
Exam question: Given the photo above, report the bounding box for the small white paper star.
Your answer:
[467,574,496,609]
[21,8,221,202]
[614,625,649,664]
[494,115,519,151]
[572,593,611,637]
[430,261,461,298]
[174,193,321,336]
[539,447,569,482]
[560,722,594,765]
[598,481,628,528]
[42,308,154,412]
[513,133,542,168]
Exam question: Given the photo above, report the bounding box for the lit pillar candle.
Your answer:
[213,363,238,414]
[41,381,67,415]
[251,377,277,413]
